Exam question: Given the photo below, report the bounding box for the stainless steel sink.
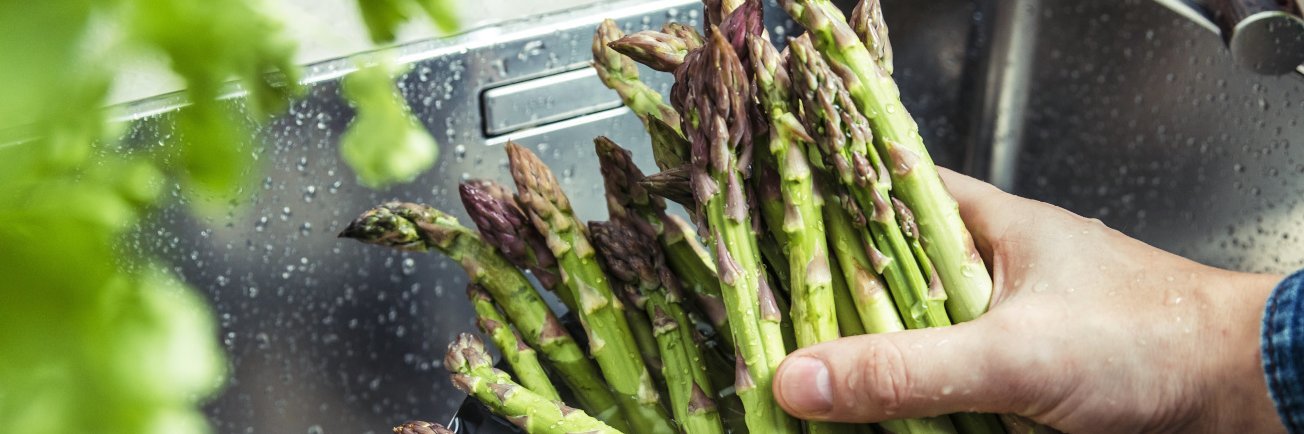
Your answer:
[116,0,1304,432]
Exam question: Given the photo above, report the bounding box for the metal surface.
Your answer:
[109,0,1304,432]
[481,67,622,136]
[1153,0,1304,75]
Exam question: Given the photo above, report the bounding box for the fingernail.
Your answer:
[780,356,832,414]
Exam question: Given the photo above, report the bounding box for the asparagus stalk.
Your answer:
[460,179,577,312]
[467,283,562,402]
[446,334,623,434]
[506,142,676,434]
[608,30,696,73]
[787,29,1001,434]
[820,181,907,335]
[789,35,966,434]
[753,147,854,434]
[339,203,626,429]
[617,284,669,388]
[593,19,681,134]
[849,0,893,75]
[590,219,727,434]
[671,28,799,434]
[828,257,869,337]
[781,0,994,324]
[788,35,949,332]
[393,420,453,434]
[595,136,734,351]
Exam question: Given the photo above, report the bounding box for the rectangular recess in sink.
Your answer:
[481,66,624,137]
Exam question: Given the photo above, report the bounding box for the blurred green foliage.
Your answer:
[357,0,459,44]
[0,0,456,433]
[341,60,441,189]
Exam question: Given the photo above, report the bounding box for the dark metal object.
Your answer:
[1155,0,1304,75]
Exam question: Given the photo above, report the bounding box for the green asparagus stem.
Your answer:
[339,203,626,429]
[786,7,1008,432]
[460,179,577,312]
[593,19,681,134]
[467,283,562,402]
[590,219,727,434]
[820,181,906,335]
[507,142,675,434]
[393,420,454,434]
[595,136,734,351]
[828,257,869,337]
[849,0,893,75]
[789,34,949,332]
[446,334,622,434]
[671,28,799,434]
[790,34,964,434]
[618,286,668,388]
[781,0,994,324]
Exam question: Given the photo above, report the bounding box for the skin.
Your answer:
[773,168,1287,434]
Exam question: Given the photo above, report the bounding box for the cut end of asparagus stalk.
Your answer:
[392,420,453,434]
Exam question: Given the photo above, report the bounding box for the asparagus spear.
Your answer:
[507,142,676,434]
[446,334,623,434]
[788,35,949,332]
[590,219,727,434]
[460,179,576,312]
[781,0,994,324]
[662,22,705,50]
[789,35,967,434]
[820,181,907,335]
[608,30,696,73]
[616,283,669,389]
[753,148,856,434]
[849,0,893,75]
[467,283,562,402]
[339,203,626,429]
[393,420,453,434]
[828,257,869,337]
[639,166,695,208]
[671,27,799,434]
[593,19,681,134]
[595,136,734,351]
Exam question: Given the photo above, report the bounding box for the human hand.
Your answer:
[772,169,1286,433]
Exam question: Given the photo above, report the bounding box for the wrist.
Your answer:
[1205,271,1285,433]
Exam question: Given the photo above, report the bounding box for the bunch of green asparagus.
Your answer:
[342,1,1016,433]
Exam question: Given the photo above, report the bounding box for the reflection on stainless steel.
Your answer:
[111,0,1304,432]
[481,67,623,136]
[1152,0,1304,76]
[962,0,1041,191]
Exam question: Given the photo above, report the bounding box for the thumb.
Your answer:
[772,318,1031,422]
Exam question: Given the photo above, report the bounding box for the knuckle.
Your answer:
[852,340,912,415]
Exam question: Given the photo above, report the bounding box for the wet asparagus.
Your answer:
[671,26,799,434]
[393,420,453,434]
[468,283,562,401]
[446,334,622,434]
[460,179,576,312]
[507,142,676,434]
[781,0,994,324]
[593,19,681,134]
[339,203,625,429]
[590,218,727,434]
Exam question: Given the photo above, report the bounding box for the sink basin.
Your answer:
[115,0,1303,432]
